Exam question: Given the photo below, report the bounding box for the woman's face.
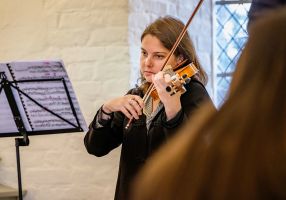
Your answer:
[140,34,180,83]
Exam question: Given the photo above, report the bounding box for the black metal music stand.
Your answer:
[0,71,84,200]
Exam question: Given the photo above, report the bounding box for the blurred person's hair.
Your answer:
[132,6,286,200]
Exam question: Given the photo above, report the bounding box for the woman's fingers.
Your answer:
[131,95,144,110]
[122,95,144,120]
[104,94,144,120]
[152,72,170,94]
[164,73,171,82]
[128,98,142,116]
[121,106,133,120]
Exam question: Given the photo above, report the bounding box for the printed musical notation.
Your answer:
[0,90,19,133]
[0,60,87,135]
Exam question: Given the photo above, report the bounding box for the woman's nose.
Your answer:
[145,56,153,68]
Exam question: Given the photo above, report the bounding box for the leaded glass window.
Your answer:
[214,0,251,106]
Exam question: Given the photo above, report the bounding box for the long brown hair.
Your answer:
[139,16,208,92]
[132,7,286,200]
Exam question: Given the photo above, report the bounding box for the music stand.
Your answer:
[0,60,87,200]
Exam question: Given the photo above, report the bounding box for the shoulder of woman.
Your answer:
[187,79,207,91]
[183,79,212,103]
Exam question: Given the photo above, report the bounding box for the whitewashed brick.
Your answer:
[44,0,95,12]
[88,27,128,46]
[47,29,90,47]
[61,47,105,63]
[59,11,105,29]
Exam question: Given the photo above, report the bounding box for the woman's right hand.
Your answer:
[102,95,144,120]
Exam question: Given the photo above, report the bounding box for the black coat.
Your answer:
[84,79,212,200]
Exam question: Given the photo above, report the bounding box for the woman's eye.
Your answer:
[141,51,147,57]
[155,55,164,59]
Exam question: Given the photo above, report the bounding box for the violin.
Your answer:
[149,63,199,101]
[125,0,204,130]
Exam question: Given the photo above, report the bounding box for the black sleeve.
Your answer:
[84,89,140,157]
[84,109,124,157]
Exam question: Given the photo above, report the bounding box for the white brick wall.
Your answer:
[0,0,213,199]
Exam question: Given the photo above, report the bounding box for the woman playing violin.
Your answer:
[84,16,213,200]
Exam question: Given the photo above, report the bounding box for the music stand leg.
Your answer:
[15,135,29,200]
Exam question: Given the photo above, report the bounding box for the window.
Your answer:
[214,0,251,106]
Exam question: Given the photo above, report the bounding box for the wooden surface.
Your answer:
[0,184,26,200]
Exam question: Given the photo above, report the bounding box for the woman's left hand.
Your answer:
[152,71,182,120]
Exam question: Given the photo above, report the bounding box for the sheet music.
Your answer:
[0,60,87,135]
[0,90,18,133]
[0,63,20,133]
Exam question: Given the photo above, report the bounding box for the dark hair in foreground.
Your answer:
[132,7,286,200]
